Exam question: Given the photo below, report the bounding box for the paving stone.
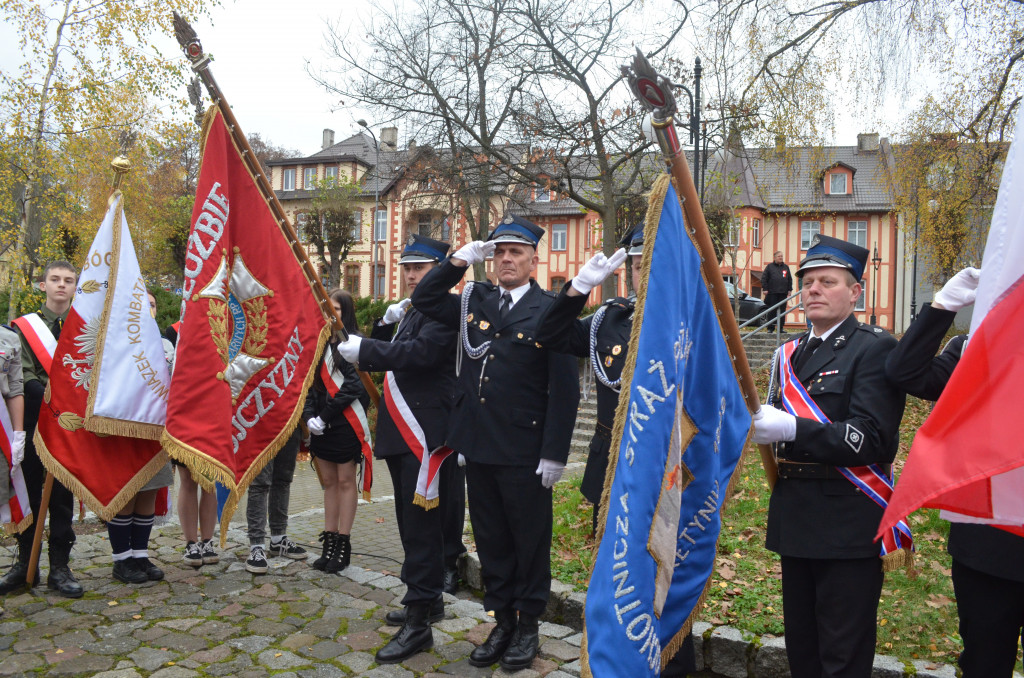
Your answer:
[204,577,253,598]
[342,629,383,651]
[192,619,238,641]
[228,635,275,653]
[434,617,479,634]
[872,654,908,677]
[257,648,310,669]
[48,654,117,675]
[92,670,144,678]
[281,632,318,651]
[437,659,493,676]
[363,665,414,678]
[560,659,582,677]
[149,666,201,677]
[540,638,579,662]
[13,636,54,652]
[129,646,181,671]
[0,621,27,634]
[338,650,375,673]
[539,622,575,639]
[189,644,234,663]
[154,630,210,653]
[303,617,343,638]
[249,618,295,636]
[753,634,789,678]
[402,650,442,672]
[94,620,148,639]
[708,625,754,678]
[369,574,403,590]
[45,644,86,664]
[912,660,957,678]
[204,654,254,676]
[302,639,349,660]
[0,653,44,675]
[494,667,541,678]
[563,632,582,648]
[83,635,142,655]
[464,622,494,646]
[297,665,347,678]
[157,618,204,631]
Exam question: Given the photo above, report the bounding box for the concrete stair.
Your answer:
[741,331,801,369]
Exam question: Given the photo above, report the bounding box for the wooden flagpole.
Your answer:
[622,50,778,488]
[171,12,379,407]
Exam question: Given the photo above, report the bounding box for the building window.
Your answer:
[830,173,847,194]
[417,212,433,237]
[551,223,567,251]
[295,212,308,242]
[325,166,337,185]
[855,280,866,311]
[535,185,550,202]
[726,217,741,247]
[345,264,360,294]
[752,218,761,248]
[374,209,387,242]
[550,276,566,292]
[800,220,821,250]
[304,167,317,189]
[847,220,867,249]
[350,209,362,241]
[374,264,386,297]
[282,169,295,191]
[441,216,451,242]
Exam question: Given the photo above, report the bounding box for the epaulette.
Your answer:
[602,296,633,310]
[539,287,559,299]
[856,321,889,337]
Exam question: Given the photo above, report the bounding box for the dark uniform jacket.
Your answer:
[535,286,632,502]
[766,313,906,559]
[761,261,793,295]
[359,307,457,460]
[885,304,1024,583]
[410,260,579,467]
[303,340,371,448]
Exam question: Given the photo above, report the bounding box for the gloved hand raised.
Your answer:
[336,335,362,364]
[571,248,628,295]
[307,417,326,436]
[535,458,566,488]
[933,267,981,312]
[382,299,411,325]
[752,406,796,444]
[452,241,496,266]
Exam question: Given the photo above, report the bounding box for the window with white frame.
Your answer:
[752,218,761,248]
[441,216,451,242]
[325,166,337,185]
[535,185,550,202]
[282,169,295,191]
[295,212,309,241]
[829,172,847,194]
[847,220,867,249]
[856,280,866,311]
[801,220,821,250]
[417,212,433,236]
[304,167,317,188]
[726,217,741,247]
[350,209,362,240]
[551,223,567,251]
[374,264,386,297]
[374,209,387,242]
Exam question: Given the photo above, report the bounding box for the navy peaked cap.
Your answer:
[488,214,544,247]
[797,234,869,280]
[399,233,450,264]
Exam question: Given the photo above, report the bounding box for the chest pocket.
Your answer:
[0,351,10,375]
[806,374,846,396]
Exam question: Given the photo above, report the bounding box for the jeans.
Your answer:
[246,428,300,545]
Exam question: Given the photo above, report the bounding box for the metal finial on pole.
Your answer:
[110,130,137,194]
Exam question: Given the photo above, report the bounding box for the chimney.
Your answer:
[381,126,398,151]
[408,139,417,152]
[857,132,879,153]
[774,134,786,153]
[322,128,335,150]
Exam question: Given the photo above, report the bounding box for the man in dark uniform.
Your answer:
[752,235,906,678]
[411,216,580,671]
[761,250,793,331]
[885,267,1024,678]
[336,234,458,664]
[0,261,83,598]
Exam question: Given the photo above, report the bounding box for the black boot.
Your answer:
[112,559,148,584]
[442,566,459,594]
[375,602,434,664]
[500,612,540,671]
[325,533,350,574]
[312,531,337,571]
[47,543,83,599]
[385,596,445,625]
[133,557,164,581]
[469,607,517,667]
[0,541,37,595]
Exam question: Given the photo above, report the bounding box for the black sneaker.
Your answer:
[112,559,148,584]
[245,545,269,574]
[200,539,219,565]
[182,541,203,568]
[270,536,308,560]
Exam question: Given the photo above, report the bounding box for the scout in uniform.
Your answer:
[753,235,907,678]
[411,216,580,671]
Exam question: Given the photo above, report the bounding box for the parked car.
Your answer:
[723,281,766,323]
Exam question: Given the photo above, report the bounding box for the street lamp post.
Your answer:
[870,242,882,326]
[357,119,380,300]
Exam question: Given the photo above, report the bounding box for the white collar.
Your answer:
[499,281,531,307]
[810,318,846,343]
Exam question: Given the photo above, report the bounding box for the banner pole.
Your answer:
[170,12,379,407]
[25,472,53,587]
[622,50,778,488]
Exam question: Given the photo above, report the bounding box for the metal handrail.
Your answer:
[738,290,804,346]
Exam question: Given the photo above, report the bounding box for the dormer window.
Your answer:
[535,185,550,202]
[830,172,847,194]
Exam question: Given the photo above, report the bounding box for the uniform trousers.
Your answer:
[952,559,1024,677]
[781,555,884,678]
[18,381,75,556]
[466,461,552,617]
[246,429,300,545]
[386,452,448,605]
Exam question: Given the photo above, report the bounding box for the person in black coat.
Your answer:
[885,267,1024,678]
[753,235,906,678]
[761,250,793,330]
[336,235,458,664]
[304,289,371,575]
[410,215,580,672]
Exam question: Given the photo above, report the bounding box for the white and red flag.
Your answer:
[161,108,330,530]
[34,194,169,520]
[879,106,1024,538]
[1,401,31,533]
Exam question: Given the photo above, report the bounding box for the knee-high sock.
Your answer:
[130,513,155,559]
[107,515,133,561]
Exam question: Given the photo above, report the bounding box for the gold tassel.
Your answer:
[881,547,915,573]
[412,494,440,511]
[85,417,165,441]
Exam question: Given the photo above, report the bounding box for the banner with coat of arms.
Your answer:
[35,194,169,521]
[161,107,330,532]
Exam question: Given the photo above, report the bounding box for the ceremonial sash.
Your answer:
[12,313,57,374]
[0,401,31,533]
[777,339,914,569]
[383,371,452,509]
[321,349,374,500]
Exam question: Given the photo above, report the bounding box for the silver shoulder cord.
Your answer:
[590,305,621,392]
[766,345,781,408]
[456,282,491,384]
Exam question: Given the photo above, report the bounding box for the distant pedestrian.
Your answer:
[761,250,793,331]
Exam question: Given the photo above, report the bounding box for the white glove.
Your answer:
[457,453,466,467]
[453,240,496,266]
[571,248,628,295]
[336,335,362,364]
[10,431,25,467]
[535,458,566,488]
[933,267,981,312]
[752,406,797,444]
[307,417,326,436]
[383,298,411,325]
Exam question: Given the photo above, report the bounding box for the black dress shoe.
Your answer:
[134,557,164,581]
[47,566,84,598]
[385,597,445,625]
[442,567,459,594]
[469,608,517,667]
[500,613,539,671]
[375,603,434,664]
[0,561,38,595]
[112,559,148,584]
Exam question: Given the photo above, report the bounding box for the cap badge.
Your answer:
[503,214,515,224]
[406,234,416,246]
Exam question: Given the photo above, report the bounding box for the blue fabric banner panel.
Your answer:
[582,177,751,676]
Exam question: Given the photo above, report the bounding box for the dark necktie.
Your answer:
[499,292,512,319]
[52,317,63,341]
[794,337,822,373]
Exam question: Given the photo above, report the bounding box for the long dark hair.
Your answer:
[329,288,360,337]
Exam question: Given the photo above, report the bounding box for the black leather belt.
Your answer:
[777,461,892,480]
[595,422,612,439]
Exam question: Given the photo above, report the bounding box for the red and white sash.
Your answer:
[12,313,57,374]
[0,394,31,533]
[777,338,914,568]
[321,348,374,500]
[383,371,452,509]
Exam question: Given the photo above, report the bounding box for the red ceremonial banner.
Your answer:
[162,108,330,529]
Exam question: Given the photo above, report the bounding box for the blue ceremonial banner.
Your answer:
[581,175,751,676]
